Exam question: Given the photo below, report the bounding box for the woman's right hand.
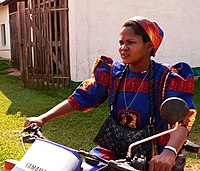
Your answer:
[24,116,45,128]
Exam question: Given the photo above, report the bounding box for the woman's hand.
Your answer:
[24,116,45,128]
[149,149,176,171]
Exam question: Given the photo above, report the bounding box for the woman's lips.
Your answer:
[121,53,129,58]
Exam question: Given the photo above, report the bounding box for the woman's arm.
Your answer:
[24,99,77,127]
[149,125,188,171]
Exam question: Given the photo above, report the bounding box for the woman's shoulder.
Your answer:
[93,55,125,75]
[153,61,171,80]
[154,61,171,71]
[170,61,194,78]
[93,55,113,68]
[92,55,113,74]
[154,61,194,77]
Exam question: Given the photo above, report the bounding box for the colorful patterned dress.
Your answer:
[68,56,197,168]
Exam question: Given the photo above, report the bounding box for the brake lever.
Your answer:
[22,135,37,143]
[183,140,200,153]
[23,125,44,139]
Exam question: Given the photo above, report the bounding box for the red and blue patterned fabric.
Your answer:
[126,16,164,56]
[68,56,197,161]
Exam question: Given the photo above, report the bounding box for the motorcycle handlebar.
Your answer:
[22,125,44,143]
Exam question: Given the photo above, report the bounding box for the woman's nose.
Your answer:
[121,44,128,50]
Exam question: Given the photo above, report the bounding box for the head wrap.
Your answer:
[127,16,164,56]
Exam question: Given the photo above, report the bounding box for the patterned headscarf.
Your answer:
[127,16,164,56]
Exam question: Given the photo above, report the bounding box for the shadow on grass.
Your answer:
[0,73,107,152]
[0,72,76,117]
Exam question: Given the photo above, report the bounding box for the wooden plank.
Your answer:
[31,0,38,88]
[17,1,28,88]
[59,0,64,87]
[48,0,54,88]
[37,0,43,88]
[43,0,50,88]
[53,0,59,86]
[61,0,70,86]
[9,12,21,70]
[26,2,35,87]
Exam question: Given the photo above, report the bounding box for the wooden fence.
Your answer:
[10,11,20,70]
[9,0,70,88]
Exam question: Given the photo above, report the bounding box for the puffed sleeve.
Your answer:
[165,62,197,132]
[67,56,113,112]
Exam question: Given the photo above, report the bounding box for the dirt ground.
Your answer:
[6,68,21,77]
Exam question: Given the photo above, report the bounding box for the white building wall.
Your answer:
[0,5,11,59]
[69,0,200,82]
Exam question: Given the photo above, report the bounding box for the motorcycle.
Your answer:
[4,97,200,171]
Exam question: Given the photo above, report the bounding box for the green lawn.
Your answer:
[0,60,199,170]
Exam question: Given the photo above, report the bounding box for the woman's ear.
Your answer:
[146,42,154,55]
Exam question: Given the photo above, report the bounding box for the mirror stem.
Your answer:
[127,122,179,158]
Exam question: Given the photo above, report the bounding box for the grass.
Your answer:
[0,60,199,170]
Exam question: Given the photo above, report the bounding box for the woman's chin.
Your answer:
[121,59,129,64]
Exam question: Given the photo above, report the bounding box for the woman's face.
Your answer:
[118,26,153,70]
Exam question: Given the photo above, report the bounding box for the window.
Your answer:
[1,24,6,46]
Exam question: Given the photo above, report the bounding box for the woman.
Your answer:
[24,16,197,171]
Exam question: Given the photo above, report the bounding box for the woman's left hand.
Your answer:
[148,149,176,171]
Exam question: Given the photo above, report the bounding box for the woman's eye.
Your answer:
[128,41,135,45]
[119,41,124,46]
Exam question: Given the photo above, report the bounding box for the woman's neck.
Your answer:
[128,61,151,73]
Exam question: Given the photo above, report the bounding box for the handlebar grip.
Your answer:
[183,140,200,153]
[172,153,187,171]
[23,135,37,143]
[23,125,34,132]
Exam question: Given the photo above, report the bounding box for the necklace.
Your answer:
[123,69,149,114]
